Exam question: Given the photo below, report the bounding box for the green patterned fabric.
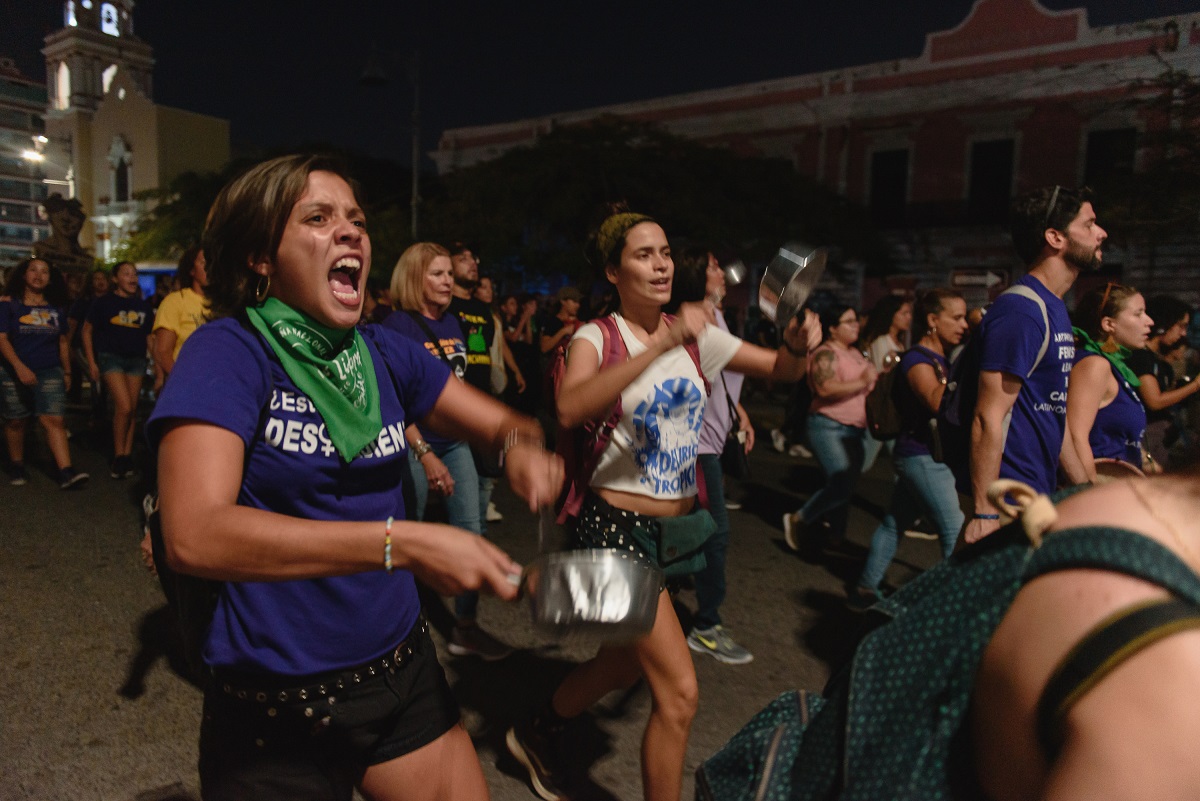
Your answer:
[698,491,1200,801]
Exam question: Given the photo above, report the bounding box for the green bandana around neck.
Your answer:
[1073,326,1141,388]
[247,297,381,461]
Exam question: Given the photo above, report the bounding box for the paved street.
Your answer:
[1,395,944,801]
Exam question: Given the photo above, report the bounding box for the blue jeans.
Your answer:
[407,440,481,620]
[859,453,965,590]
[1,365,66,418]
[797,414,867,540]
[695,454,731,630]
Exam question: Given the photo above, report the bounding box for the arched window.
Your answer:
[109,137,132,202]
[55,62,71,110]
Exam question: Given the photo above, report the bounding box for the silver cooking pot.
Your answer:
[758,241,828,324]
[521,549,662,642]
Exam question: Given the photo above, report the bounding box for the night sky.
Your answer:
[5,1,1200,168]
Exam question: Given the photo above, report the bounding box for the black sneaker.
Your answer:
[122,456,138,478]
[59,467,89,490]
[506,718,568,801]
[110,456,123,479]
[8,463,29,486]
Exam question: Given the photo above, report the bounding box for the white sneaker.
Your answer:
[725,500,743,510]
[787,443,813,458]
[770,429,787,453]
[486,502,504,522]
[904,529,938,540]
[782,512,803,551]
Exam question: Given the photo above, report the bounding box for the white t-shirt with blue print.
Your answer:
[571,313,741,500]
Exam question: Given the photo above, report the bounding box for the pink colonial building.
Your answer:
[433,0,1200,308]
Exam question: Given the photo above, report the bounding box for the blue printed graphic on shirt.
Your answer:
[978,274,1074,494]
[147,319,450,676]
[631,376,706,495]
[0,301,67,370]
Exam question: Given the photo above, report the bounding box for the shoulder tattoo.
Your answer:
[812,350,836,386]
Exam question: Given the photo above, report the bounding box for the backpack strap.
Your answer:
[1000,284,1051,378]
[554,315,628,524]
[1035,596,1200,760]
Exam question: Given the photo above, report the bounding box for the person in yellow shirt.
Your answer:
[152,245,209,391]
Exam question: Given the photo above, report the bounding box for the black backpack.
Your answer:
[932,284,1049,493]
[864,364,902,440]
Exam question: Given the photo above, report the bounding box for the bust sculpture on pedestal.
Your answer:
[33,194,95,274]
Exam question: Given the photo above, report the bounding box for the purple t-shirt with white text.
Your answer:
[978,274,1074,494]
[147,318,451,676]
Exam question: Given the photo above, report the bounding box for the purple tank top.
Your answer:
[1079,352,1146,466]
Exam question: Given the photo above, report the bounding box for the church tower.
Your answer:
[40,1,154,247]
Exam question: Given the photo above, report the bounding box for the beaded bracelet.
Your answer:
[973,513,1000,520]
[499,428,544,467]
[384,516,394,573]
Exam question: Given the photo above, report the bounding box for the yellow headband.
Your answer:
[596,212,654,264]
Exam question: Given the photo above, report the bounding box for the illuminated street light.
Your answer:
[22,150,46,162]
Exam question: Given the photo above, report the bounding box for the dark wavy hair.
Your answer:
[860,294,911,347]
[203,154,362,319]
[1009,185,1093,265]
[1146,295,1193,338]
[912,287,964,341]
[819,303,856,342]
[665,245,710,312]
[4,258,69,308]
[175,245,204,290]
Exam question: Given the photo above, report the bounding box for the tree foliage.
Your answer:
[422,117,888,280]
[1097,62,1200,250]
[110,148,412,276]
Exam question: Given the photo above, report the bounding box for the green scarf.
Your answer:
[247,298,381,461]
[1073,327,1141,388]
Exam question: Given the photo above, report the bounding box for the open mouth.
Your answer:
[329,257,362,305]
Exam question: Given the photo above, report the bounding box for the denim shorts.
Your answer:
[1,366,65,419]
[198,621,460,801]
[97,351,147,376]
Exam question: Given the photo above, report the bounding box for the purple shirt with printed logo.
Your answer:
[147,317,451,676]
[978,274,1074,494]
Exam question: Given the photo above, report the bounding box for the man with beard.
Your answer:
[965,187,1102,543]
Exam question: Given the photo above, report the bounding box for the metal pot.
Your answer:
[758,241,828,324]
[521,549,662,643]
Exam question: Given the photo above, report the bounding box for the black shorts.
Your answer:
[198,621,459,801]
[572,494,667,590]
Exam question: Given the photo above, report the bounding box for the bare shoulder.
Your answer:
[973,479,1200,800]
[1069,353,1111,382]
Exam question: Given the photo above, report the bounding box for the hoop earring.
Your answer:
[255,273,270,304]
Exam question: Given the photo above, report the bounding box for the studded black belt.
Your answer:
[214,617,427,704]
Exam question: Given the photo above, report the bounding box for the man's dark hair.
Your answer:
[1009,186,1093,265]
